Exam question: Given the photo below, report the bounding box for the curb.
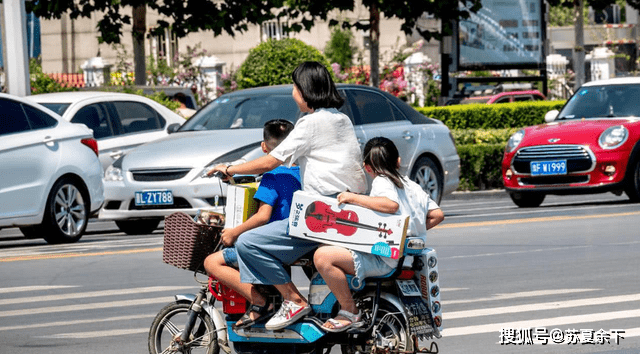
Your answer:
[446,189,509,201]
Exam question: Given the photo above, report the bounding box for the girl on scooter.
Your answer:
[208,61,367,330]
[313,137,444,332]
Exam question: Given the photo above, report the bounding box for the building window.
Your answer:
[261,21,288,41]
[149,28,178,66]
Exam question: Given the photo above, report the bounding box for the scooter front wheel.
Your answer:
[148,301,219,354]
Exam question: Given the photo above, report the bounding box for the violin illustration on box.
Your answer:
[288,191,409,259]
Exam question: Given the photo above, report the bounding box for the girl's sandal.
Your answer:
[321,309,364,333]
[233,301,273,330]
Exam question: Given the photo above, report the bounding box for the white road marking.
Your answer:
[442,309,640,337]
[446,293,640,319]
[443,289,600,305]
[445,202,633,220]
[0,296,173,318]
[0,286,195,306]
[0,285,78,294]
[41,328,151,339]
[0,314,155,331]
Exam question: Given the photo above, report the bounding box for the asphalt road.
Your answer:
[1,191,639,354]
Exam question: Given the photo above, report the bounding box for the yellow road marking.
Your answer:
[438,211,640,229]
[0,247,162,263]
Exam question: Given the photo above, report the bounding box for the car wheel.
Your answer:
[508,191,545,208]
[410,156,443,205]
[115,219,161,235]
[624,158,640,202]
[20,225,44,239]
[41,178,90,244]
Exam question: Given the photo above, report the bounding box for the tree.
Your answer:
[236,38,332,88]
[26,0,296,85]
[286,0,482,86]
[547,0,625,89]
[27,0,481,87]
[324,26,356,70]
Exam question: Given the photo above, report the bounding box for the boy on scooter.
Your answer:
[203,119,301,329]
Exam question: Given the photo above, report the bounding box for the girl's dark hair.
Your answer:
[291,61,344,110]
[363,137,405,189]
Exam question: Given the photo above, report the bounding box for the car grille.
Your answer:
[130,168,191,182]
[519,175,590,186]
[512,145,594,174]
[128,197,192,210]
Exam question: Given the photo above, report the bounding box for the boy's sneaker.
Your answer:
[264,300,311,330]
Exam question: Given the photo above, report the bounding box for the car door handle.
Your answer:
[109,150,124,159]
[43,136,56,144]
[402,131,414,140]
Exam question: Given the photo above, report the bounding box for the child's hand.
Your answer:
[337,191,356,205]
[221,228,240,246]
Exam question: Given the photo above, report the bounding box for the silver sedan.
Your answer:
[99,84,460,235]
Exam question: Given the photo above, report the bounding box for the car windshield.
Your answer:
[179,94,301,131]
[39,103,71,116]
[558,84,640,119]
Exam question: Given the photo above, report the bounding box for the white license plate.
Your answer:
[135,190,174,206]
[530,160,567,176]
[396,280,421,297]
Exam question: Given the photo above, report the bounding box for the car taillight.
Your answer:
[81,138,99,157]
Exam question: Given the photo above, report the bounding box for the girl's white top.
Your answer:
[371,175,439,266]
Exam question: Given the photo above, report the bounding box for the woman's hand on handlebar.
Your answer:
[206,164,231,178]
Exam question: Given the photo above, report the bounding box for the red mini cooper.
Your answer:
[502,78,640,207]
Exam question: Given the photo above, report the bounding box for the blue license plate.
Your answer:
[135,190,174,206]
[530,160,567,176]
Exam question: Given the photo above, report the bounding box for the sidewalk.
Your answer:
[446,189,508,201]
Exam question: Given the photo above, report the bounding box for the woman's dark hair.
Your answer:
[291,61,344,110]
[363,137,405,189]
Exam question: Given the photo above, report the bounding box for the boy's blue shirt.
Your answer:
[253,165,301,222]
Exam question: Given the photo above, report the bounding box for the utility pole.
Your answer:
[2,0,30,96]
[574,0,585,89]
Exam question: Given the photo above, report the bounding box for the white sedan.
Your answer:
[0,93,104,243]
[30,91,186,171]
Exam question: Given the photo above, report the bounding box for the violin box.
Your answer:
[288,191,409,259]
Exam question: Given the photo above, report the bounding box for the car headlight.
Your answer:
[598,125,628,149]
[104,156,124,181]
[506,129,525,153]
[104,164,123,181]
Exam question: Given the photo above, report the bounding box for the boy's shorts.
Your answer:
[222,247,239,268]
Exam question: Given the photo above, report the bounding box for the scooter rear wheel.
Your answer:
[148,301,219,354]
[341,298,414,354]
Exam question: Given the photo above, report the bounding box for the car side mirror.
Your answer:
[167,123,181,134]
[544,110,559,123]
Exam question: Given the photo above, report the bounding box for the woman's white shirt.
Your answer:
[270,108,367,196]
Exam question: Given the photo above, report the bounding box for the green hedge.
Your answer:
[451,128,519,146]
[457,143,505,191]
[417,101,566,129]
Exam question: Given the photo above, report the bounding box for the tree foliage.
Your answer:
[324,27,356,69]
[236,38,332,89]
[27,0,481,45]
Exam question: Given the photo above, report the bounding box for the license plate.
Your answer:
[396,280,422,297]
[135,190,174,206]
[530,160,567,176]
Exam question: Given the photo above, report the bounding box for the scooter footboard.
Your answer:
[227,319,326,344]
